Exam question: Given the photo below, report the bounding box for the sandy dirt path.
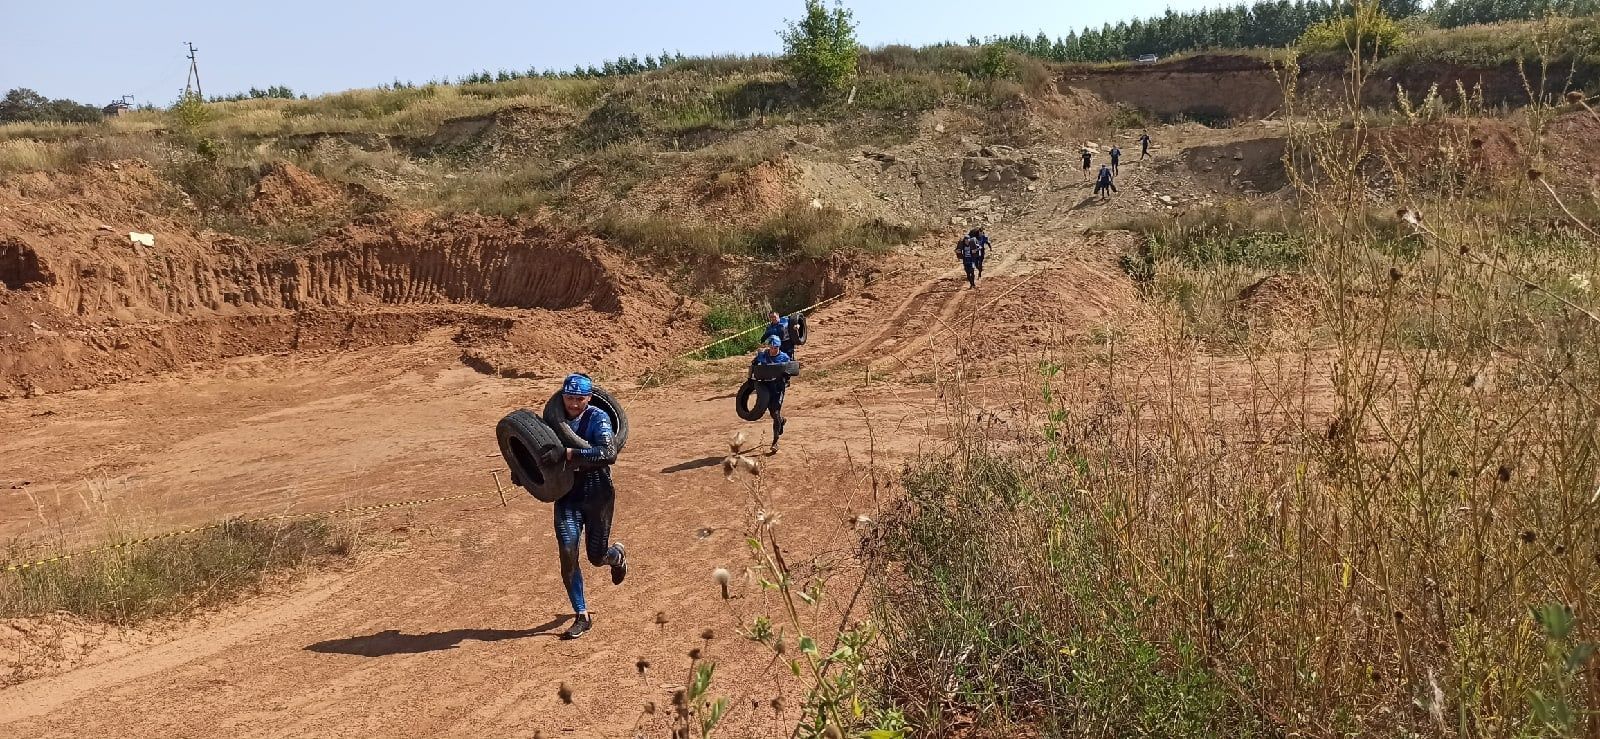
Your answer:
[0,166,1167,737]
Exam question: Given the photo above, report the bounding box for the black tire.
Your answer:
[790,313,808,345]
[542,385,630,453]
[496,409,573,503]
[751,361,800,382]
[736,378,771,422]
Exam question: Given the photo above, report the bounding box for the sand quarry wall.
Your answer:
[0,162,696,397]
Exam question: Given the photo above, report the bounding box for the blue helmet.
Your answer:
[561,373,593,397]
[764,335,782,348]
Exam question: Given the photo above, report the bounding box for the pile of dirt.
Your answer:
[624,155,809,227]
[412,105,575,164]
[1544,110,1600,186]
[708,158,803,216]
[1360,118,1523,194]
[1182,136,1290,194]
[247,162,383,225]
[1236,272,1321,318]
[960,145,1043,187]
[955,231,1148,360]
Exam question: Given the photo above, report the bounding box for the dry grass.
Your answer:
[1381,15,1600,72]
[596,204,925,262]
[0,518,358,625]
[0,136,173,177]
[876,31,1600,739]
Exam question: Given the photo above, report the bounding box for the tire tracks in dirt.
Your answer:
[821,251,1020,370]
[0,572,350,725]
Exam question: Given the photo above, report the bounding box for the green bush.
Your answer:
[697,299,767,360]
[170,91,212,134]
[1297,5,1407,57]
[779,0,860,94]
[977,44,1014,79]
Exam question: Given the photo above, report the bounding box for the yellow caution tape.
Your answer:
[674,265,910,361]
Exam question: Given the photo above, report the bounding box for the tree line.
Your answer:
[208,85,302,103]
[6,0,1598,125]
[980,0,1599,63]
[0,88,105,124]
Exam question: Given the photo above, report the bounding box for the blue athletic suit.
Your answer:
[752,349,792,443]
[956,234,989,288]
[552,405,620,614]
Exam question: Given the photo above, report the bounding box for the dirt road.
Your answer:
[0,131,1217,737]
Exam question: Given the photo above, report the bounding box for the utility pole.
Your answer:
[183,42,203,99]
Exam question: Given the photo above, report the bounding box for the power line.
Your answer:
[183,41,203,99]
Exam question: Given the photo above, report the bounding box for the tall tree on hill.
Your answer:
[779,0,860,94]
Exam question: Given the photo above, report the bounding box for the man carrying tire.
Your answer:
[956,228,988,289]
[540,373,626,640]
[751,336,793,453]
[762,311,796,356]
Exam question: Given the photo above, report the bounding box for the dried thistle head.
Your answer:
[689,647,703,660]
[701,628,716,641]
[1527,168,1544,182]
[730,429,748,453]
[824,725,844,739]
[643,701,657,715]
[770,696,785,713]
[713,568,731,599]
[1397,208,1422,225]
[722,456,738,479]
[558,682,573,704]
[636,658,650,675]
[739,455,761,475]
[1567,91,1586,103]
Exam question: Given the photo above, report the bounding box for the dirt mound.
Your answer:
[1360,118,1523,193]
[1233,272,1325,347]
[960,145,1043,188]
[1237,272,1320,316]
[248,162,382,225]
[1545,110,1600,185]
[711,158,802,215]
[413,105,574,164]
[1183,136,1289,194]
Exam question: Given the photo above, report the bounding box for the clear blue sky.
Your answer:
[4,0,1220,105]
